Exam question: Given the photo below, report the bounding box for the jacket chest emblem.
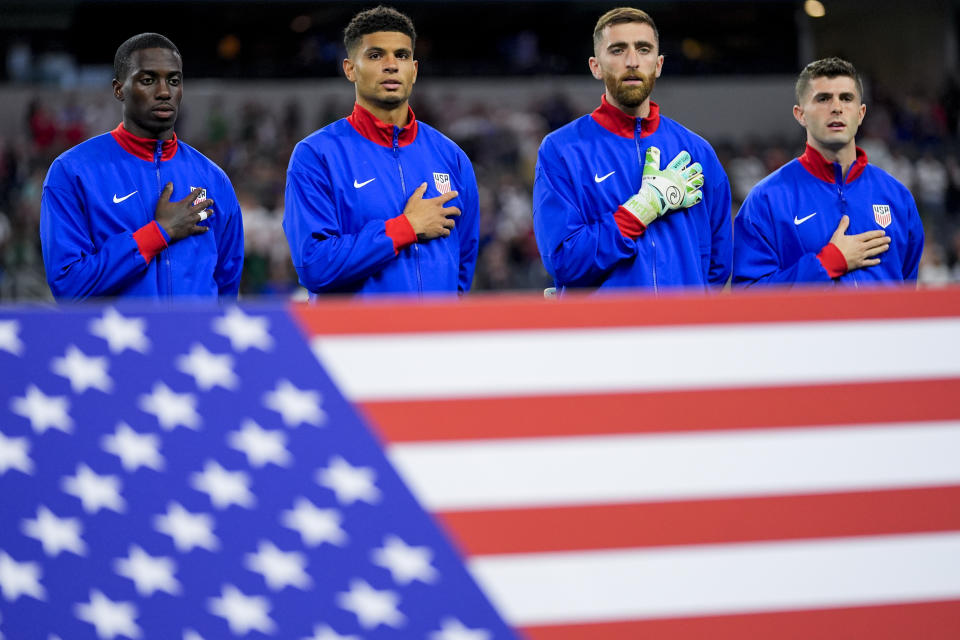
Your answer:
[433,172,451,194]
[873,204,892,228]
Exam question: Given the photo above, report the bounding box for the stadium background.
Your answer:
[0,0,958,300]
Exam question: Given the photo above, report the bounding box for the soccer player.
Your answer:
[283,5,479,296]
[40,33,244,300]
[733,57,924,286]
[533,7,732,293]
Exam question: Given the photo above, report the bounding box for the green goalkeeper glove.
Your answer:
[622,146,705,226]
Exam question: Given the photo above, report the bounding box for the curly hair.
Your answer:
[344,6,416,56]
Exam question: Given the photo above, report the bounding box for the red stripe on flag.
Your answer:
[439,486,960,555]
[291,287,960,335]
[361,378,960,443]
[521,599,960,640]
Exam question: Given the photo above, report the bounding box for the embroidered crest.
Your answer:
[433,172,451,195]
[873,204,892,228]
[191,187,207,207]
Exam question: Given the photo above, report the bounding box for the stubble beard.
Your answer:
[608,72,656,109]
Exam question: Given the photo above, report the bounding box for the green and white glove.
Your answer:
[622,146,705,226]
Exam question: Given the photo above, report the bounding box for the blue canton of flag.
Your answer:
[0,305,516,640]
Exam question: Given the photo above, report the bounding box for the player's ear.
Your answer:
[793,105,805,127]
[112,79,124,102]
[342,58,356,82]
[588,57,603,80]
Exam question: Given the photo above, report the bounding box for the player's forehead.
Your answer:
[357,31,413,53]
[128,48,182,76]
[807,74,858,96]
[599,21,657,48]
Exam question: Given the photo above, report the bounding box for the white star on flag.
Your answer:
[371,534,439,585]
[113,545,180,597]
[280,498,347,547]
[0,552,46,602]
[61,464,125,514]
[0,432,33,475]
[21,506,86,557]
[207,584,276,635]
[302,624,360,640]
[227,420,291,468]
[89,308,149,354]
[262,379,325,427]
[50,345,113,394]
[244,540,312,591]
[73,589,141,640]
[176,344,238,391]
[336,579,404,630]
[138,383,200,431]
[190,461,255,510]
[429,617,493,640]
[317,456,381,505]
[0,319,24,355]
[10,385,73,435]
[212,307,274,352]
[100,423,164,472]
[153,503,219,553]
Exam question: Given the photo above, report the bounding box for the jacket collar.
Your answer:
[110,123,178,161]
[798,143,868,184]
[590,95,660,139]
[347,102,418,148]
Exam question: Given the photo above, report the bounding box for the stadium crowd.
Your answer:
[2,77,959,300]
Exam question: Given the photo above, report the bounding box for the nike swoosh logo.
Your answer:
[354,178,376,188]
[594,171,616,183]
[794,212,817,225]
[113,191,138,203]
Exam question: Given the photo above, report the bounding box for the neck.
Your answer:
[356,96,410,127]
[122,117,174,141]
[809,138,857,176]
[606,91,650,118]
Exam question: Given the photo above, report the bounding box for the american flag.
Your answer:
[0,304,516,640]
[293,286,960,640]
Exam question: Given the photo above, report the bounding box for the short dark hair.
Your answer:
[593,7,659,53]
[343,5,416,57]
[795,57,863,103]
[114,33,180,81]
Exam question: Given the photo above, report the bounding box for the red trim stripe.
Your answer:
[521,599,960,640]
[361,378,960,443]
[438,486,960,555]
[291,287,960,336]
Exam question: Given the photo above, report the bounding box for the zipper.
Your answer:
[834,163,858,288]
[635,119,657,292]
[155,140,172,298]
[394,127,422,295]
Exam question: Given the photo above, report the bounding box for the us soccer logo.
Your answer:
[433,172,451,194]
[873,204,892,228]
[191,187,207,206]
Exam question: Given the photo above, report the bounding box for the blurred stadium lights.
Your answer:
[804,0,827,18]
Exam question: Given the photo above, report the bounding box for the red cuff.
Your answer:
[817,242,848,278]
[132,221,168,264]
[385,215,417,254]
[613,206,647,238]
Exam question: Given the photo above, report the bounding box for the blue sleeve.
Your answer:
[40,160,151,301]
[705,157,733,287]
[732,190,832,287]
[212,172,245,298]
[282,144,398,293]
[532,139,637,288]
[456,152,480,294]
[901,193,924,282]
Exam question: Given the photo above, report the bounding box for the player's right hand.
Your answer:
[829,215,891,271]
[622,146,704,226]
[154,183,214,243]
[403,182,461,241]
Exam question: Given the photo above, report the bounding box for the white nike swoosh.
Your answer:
[794,212,818,225]
[113,191,138,204]
[354,178,376,188]
[594,171,616,183]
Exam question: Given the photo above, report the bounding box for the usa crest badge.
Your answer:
[873,204,892,228]
[191,187,207,207]
[433,172,451,194]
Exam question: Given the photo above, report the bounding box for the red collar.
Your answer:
[347,102,418,148]
[798,143,868,184]
[590,95,660,139]
[110,123,178,161]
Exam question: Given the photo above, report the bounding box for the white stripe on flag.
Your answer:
[312,318,960,400]
[468,531,960,626]
[387,421,960,510]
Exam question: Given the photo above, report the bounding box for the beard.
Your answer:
[606,71,656,108]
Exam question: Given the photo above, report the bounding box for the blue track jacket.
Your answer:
[40,124,244,301]
[283,104,479,296]
[533,97,732,293]
[733,145,924,287]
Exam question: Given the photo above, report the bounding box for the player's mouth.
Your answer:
[621,75,645,85]
[827,120,846,130]
[381,80,403,90]
[152,105,176,119]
